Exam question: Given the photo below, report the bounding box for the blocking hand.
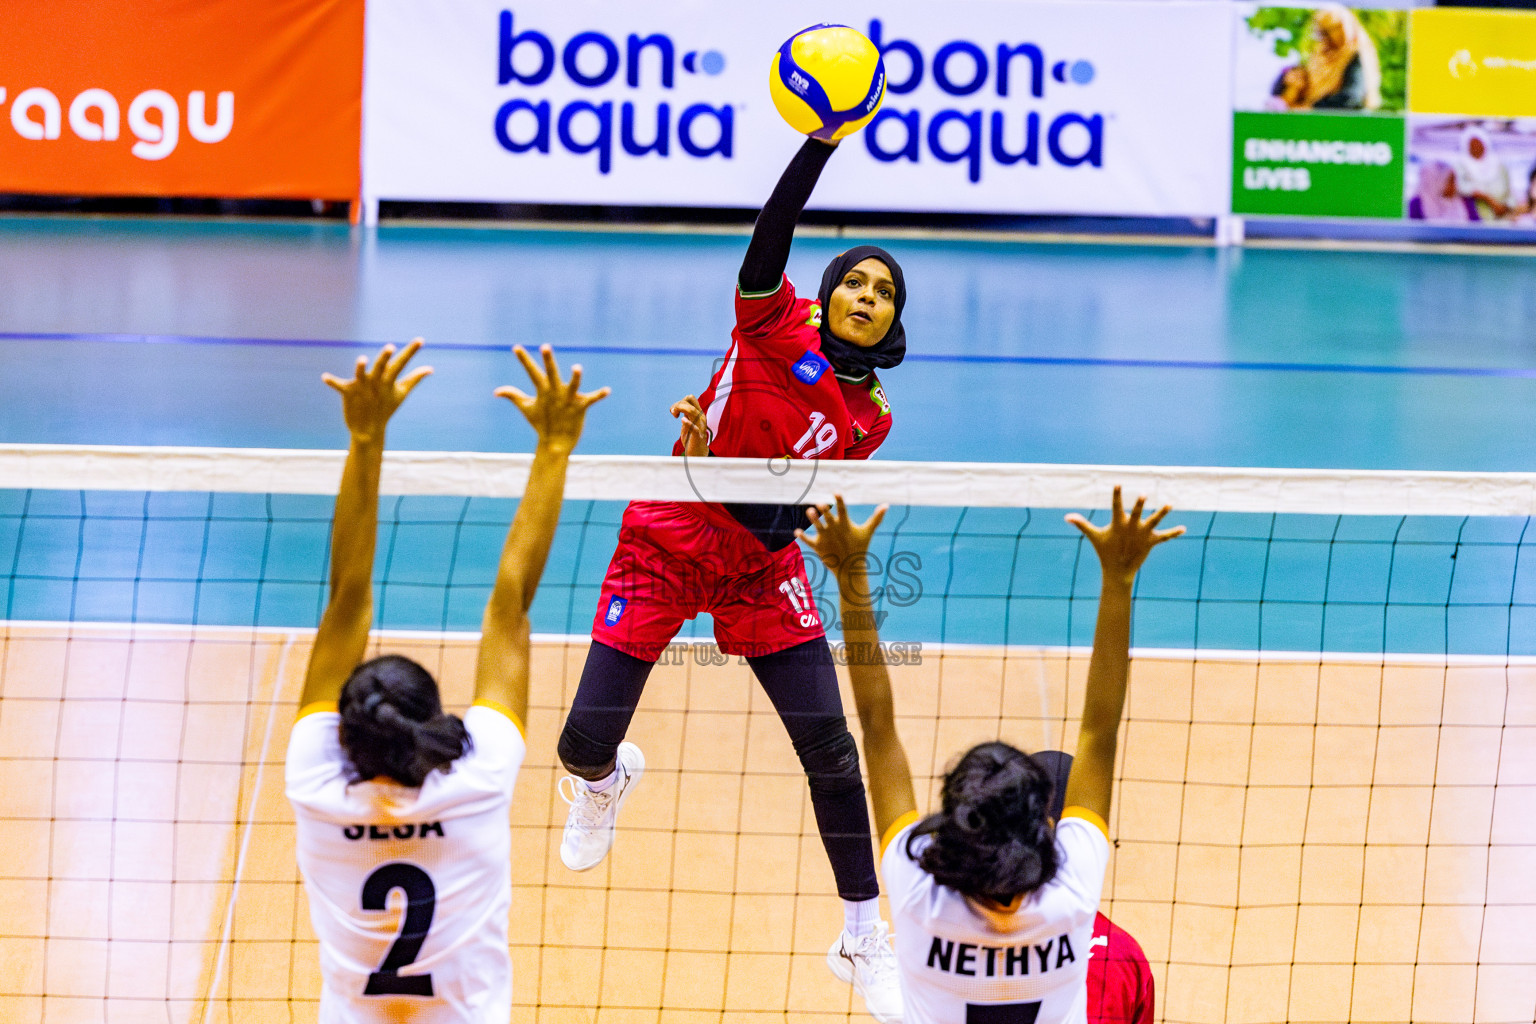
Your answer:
[322,339,432,444]
[1065,486,1184,587]
[495,345,610,452]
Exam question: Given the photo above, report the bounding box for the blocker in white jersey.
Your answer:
[801,490,1182,1024]
[287,341,608,1024]
[287,703,526,1023]
[883,811,1112,1024]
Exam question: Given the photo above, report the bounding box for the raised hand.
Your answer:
[671,394,710,457]
[495,345,610,453]
[797,495,888,576]
[323,339,432,443]
[1065,486,1184,587]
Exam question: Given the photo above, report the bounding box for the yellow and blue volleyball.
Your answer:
[768,24,886,143]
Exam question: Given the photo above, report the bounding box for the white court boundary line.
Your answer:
[0,443,1535,516]
[200,634,296,1022]
[6,621,1532,668]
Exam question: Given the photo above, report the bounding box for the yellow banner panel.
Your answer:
[1410,8,1536,117]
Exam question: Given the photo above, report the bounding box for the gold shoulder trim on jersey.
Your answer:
[880,810,921,858]
[296,700,338,720]
[472,698,527,739]
[1061,805,1110,840]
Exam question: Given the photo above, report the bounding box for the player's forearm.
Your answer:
[838,567,891,727]
[1063,578,1133,815]
[491,440,570,613]
[302,434,382,706]
[328,434,384,602]
[738,138,836,293]
[838,564,917,832]
[1080,580,1133,737]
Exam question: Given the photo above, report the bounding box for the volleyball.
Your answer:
[768,24,887,142]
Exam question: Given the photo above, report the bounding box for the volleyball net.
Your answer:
[0,444,1532,1024]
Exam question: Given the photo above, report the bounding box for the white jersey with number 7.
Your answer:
[883,811,1112,1024]
[286,703,526,1024]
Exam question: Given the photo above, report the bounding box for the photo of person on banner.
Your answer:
[1406,119,1536,225]
[1234,4,1405,114]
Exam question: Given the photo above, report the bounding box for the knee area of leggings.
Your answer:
[794,722,862,792]
[556,723,617,780]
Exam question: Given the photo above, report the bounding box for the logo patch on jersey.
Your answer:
[805,302,823,328]
[792,350,830,385]
[869,381,891,416]
[604,596,627,626]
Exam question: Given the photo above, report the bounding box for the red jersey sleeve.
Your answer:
[734,274,819,356]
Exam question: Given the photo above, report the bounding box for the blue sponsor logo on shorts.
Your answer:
[792,350,830,385]
[604,596,627,626]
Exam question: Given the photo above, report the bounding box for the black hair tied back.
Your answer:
[907,741,1060,902]
[338,654,471,787]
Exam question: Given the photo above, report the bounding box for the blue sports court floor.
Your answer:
[2,216,1535,653]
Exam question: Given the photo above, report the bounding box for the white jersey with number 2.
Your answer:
[286,702,526,1024]
[882,810,1112,1024]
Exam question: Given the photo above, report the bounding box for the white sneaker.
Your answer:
[828,921,904,1023]
[558,742,645,871]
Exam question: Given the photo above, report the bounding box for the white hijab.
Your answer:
[1454,126,1509,202]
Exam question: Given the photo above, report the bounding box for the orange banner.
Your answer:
[0,0,362,199]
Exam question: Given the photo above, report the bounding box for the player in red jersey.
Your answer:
[1033,751,1157,1024]
[554,137,907,1022]
[1088,913,1156,1024]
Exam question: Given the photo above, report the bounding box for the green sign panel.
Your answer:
[1232,111,1406,218]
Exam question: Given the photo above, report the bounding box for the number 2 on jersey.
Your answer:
[361,862,436,997]
[793,411,838,458]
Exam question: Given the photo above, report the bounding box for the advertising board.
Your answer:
[0,0,364,199]
[363,0,1233,217]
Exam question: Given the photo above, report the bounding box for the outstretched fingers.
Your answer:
[397,365,434,397]
[513,346,547,391]
[1132,501,1184,549]
[384,338,423,383]
[494,385,534,412]
[1064,511,1104,542]
[541,345,562,390]
[1128,494,1147,527]
[328,353,368,391]
[369,345,394,383]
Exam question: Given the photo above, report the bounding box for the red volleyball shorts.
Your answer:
[590,500,826,661]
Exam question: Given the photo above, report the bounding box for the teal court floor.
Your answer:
[1,217,1534,653]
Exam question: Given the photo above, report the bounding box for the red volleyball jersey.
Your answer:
[1086,912,1155,1024]
[689,274,892,463]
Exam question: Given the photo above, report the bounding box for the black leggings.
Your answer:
[559,638,879,902]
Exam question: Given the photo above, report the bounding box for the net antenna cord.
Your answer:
[2,443,1535,517]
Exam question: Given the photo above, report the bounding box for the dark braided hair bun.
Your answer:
[337,654,470,787]
[906,741,1060,902]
